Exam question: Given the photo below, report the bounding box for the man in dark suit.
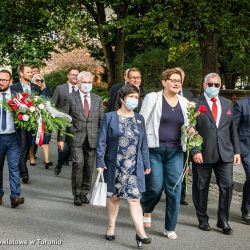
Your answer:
[191,73,241,234]
[108,69,129,111]
[108,68,147,112]
[0,69,24,208]
[234,97,250,224]
[10,64,41,184]
[58,71,104,206]
[51,68,79,176]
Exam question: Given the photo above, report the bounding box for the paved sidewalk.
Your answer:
[0,141,249,250]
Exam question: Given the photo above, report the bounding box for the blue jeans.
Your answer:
[0,133,21,199]
[241,155,250,213]
[141,147,184,231]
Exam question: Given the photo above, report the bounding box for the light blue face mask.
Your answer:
[125,98,138,111]
[205,86,219,98]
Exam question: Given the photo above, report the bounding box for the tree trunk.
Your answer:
[85,1,128,87]
[199,31,219,78]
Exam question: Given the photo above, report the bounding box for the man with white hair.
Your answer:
[191,73,241,234]
[58,71,104,206]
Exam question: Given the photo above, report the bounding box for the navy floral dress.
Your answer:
[112,115,141,199]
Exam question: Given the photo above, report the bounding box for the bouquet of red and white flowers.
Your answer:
[174,101,203,191]
[4,92,72,146]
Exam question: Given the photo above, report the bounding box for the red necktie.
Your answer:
[84,94,89,116]
[211,97,217,122]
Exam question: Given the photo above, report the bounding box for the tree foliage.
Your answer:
[0,0,249,89]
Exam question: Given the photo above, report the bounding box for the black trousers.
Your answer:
[71,137,95,196]
[192,160,233,223]
[19,129,33,178]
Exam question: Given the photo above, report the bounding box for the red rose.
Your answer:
[198,105,207,113]
[18,114,23,120]
[8,100,14,105]
[20,98,26,103]
[22,93,30,97]
[27,102,33,107]
[11,104,18,111]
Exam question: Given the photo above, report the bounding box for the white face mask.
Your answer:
[80,83,92,93]
[205,86,219,98]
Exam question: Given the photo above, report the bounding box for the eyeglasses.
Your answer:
[0,79,10,83]
[81,82,92,84]
[129,76,141,80]
[206,82,220,88]
[35,79,44,83]
[167,78,182,84]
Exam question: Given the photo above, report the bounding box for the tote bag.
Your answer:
[90,172,107,207]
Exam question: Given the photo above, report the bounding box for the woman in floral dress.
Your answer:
[96,84,151,248]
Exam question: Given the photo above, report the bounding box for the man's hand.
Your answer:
[192,153,203,164]
[144,168,151,175]
[233,154,241,165]
[57,141,64,151]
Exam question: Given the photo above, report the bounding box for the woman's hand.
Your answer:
[144,168,151,175]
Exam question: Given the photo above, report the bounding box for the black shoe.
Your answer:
[74,195,82,206]
[180,200,189,205]
[105,226,115,241]
[11,197,25,208]
[0,196,2,205]
[199,221,210,231]
[242,211,250,224]
[216,221,233,235]
[54,165,62,176]
[44,161,53,169]
[22,176,29,184]
[81,195,90,204]
[30,161,36,166]
[136,234,151,248]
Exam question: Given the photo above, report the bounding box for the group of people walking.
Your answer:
[0,64,250,248]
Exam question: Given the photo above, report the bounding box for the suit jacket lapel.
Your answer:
[218,97,227,128]
[89,93,97,118]
[17,82,24,92]
[200,95,217,127]
[74,91,86,118]
[64,83,69,95]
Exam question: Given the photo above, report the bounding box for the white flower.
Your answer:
[23,114,29,121]
[34,96,39,102]
[137,120,141,124]
[38,103,45,110]
[188,101,196,108]
[29,106,36,112]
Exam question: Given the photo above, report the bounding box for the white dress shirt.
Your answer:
[21,81,31,94]
[204,93,221,127]
[68,83,79,94]
[79,91,91,110]
[0,88,15,134]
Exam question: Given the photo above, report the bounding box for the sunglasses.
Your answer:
[207,82,220,88]
[35,79,44,83]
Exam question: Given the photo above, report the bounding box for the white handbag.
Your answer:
[90,171,107,207]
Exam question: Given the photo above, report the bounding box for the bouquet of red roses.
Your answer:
[4,92,72,146]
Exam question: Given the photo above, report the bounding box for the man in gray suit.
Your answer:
[51,68,79,175]
[58,71,104,206]
[191,73,241,234]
